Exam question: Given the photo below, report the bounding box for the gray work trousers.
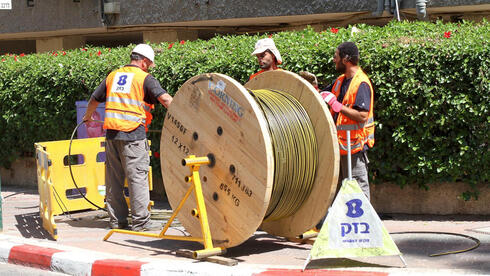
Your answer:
[339,150,370,201]
[105,139,151,229]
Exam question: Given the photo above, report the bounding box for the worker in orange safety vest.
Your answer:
[320,42,375,201]
[83,44,172,232]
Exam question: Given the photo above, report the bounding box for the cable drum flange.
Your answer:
[161,71,339,248]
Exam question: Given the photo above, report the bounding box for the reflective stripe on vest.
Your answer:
[339,141,363,152]
[338,133,374,152]
[107,96,145,108]
[332,79,342,93]
[337,117,374,131]
[106,96,152,116]
[105,111,146,124]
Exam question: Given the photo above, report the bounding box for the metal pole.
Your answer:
[347,130,352,180]
[394,0,401,21]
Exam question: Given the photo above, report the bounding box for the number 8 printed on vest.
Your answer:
[111,72,135,94]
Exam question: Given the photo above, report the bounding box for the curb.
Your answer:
[0,236,257,276]
[0,235,393,276]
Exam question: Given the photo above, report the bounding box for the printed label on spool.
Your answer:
[208,80,244,122]
[166,113,188,135]
[171,135,190,155]
[219,183,241,207]
[232,174,253,198]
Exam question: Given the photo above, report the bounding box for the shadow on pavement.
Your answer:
[101,230,311,262]
[63,217,110,230]
[306,257,392,269]
[225,232,310,257]
[105,238,190,257]
[14,212,54,240]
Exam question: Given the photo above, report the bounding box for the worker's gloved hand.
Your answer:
[320,91,343,113]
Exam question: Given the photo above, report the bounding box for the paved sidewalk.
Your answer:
[1,187,489,275]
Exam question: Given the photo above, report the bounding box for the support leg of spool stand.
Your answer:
[176,249,237,266]
[285,228,317,244]
[104,155,224,260]
[298,228,319,240]
[185,155,225,258]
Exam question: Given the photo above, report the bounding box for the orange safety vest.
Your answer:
[143,104,154,132]
[249,68,283,80]
[331,68,375,155]
[104,66,154,132]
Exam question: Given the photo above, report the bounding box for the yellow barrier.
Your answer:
[35,137,153,240]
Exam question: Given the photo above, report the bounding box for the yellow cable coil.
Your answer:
[249,89,318,221]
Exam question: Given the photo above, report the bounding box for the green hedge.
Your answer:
[0,20,488,197]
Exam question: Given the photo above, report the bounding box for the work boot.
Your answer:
[109,221,129,230]
[132,220,162,232]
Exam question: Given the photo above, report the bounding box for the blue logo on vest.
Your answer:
[117,75,128,85]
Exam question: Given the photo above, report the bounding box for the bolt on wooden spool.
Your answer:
[161,70,339,248]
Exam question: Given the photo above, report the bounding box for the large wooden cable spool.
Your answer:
[160,70,339,248]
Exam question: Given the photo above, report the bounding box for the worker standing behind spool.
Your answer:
[83,44,173,231]
[320,42,375,201]
[299,71,320,91]
[249,38,283,80]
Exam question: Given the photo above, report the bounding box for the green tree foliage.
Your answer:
[0,21,488,195]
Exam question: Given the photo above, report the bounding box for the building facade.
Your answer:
[0,0,489,54]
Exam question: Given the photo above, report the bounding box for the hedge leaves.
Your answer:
[0,20,488,194]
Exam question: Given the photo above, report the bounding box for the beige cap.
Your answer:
[251,38,282,64]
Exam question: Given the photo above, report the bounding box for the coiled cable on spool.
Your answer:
[249,89,318,221]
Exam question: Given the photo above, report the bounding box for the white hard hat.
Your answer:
[131,44,155,63]
[251,38,282,64]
